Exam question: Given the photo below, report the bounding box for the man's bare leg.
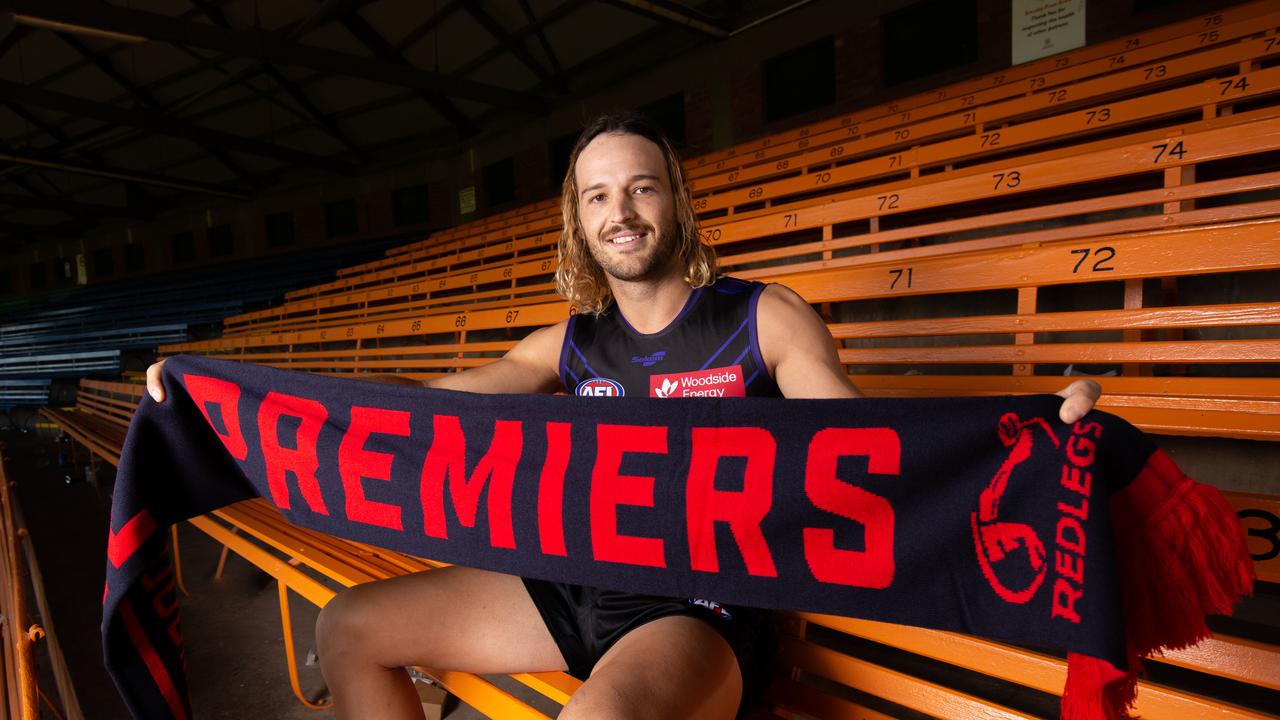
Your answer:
[315,566,567,719]
[560,615,744,720]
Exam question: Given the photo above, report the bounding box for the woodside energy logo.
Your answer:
[650,365,746,398]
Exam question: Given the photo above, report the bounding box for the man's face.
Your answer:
[574,132,679,283]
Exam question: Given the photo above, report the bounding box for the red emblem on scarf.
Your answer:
[972,413,1059,604]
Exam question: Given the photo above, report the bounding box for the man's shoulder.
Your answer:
[757,282,810,315]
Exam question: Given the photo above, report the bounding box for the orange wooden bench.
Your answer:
[220,104,1280,342]
[259,37,1280,313]
[287,3,1279,305]
[49,5,1280,711]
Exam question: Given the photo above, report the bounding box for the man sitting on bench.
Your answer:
[147,112,1099,719]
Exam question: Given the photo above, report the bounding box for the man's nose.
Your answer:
[607,193,637,224]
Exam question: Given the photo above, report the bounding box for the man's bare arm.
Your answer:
[146,321,568,401]
[756,284,862,400]
[424,321,566,394]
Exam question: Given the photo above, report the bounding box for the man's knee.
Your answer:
[315,587,367,663]
[558,685,651,720]
[315,582,406,666]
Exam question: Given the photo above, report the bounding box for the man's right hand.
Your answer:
[146,360,166,402]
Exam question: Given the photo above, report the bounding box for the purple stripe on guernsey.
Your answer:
[731,346,758,389]
[747,283,770,384]
[558,314,580,389]
[569,340,604,381]
[562,363,581,385]
[699,318,749,371]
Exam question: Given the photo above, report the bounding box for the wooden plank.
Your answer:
[829,302,1280,338]
[776,219,1280,302]
[795,613,1279,720]
[1226,492,1280,584]
[775,636,1037,720]
[837,339,1280,365]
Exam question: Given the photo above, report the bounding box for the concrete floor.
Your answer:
[4,430,551,720]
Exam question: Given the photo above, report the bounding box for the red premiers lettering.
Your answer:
[181,375,910,586]
[258,392,331,515]
[537,422,573,556]
[685,427,778,577]
[420,416,522,549]
[338,406,411,530]
[803,428,899,588]
[590,424,668,567]
[183,374,248,460]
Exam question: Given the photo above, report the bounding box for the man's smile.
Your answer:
[603,229,649,247]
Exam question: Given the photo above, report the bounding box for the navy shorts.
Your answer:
[522,579,774,714]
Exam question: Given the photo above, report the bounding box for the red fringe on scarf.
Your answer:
[1061,449,1256,719]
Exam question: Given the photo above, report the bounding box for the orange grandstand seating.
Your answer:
[42,5,1280,717]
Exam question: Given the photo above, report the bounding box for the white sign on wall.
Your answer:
[1013,0,1086,66]
[459,186,476,215]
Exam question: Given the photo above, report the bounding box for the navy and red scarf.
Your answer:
[104,355,1254,719]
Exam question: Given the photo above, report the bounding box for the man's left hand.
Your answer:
[1055,379,1102,424]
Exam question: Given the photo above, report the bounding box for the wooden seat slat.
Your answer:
[254,92,1280,325]
[692,1,1277,168]
[837,338,1280,365]
[1086,405,1280,440]
[771,218,1280,303]
[791,613,1278,720]
[850,374,1280,399]
[224,342,518,362]
[211,505,388,587]
[170,215,1280,357]
[1159,636,1280,692]
[708,113,1280,249]
[227,284,558,337]
[425,671,554,720]
[38,408,127,465]
[509,673,580,706]
[830,302,1280,338]
[1226,493,1280,583]
[235,159,1280,339]
[696,24,1280,188]
[303,247,557,301]
[293,57,1280,305]
[764,675,898,720]
[228,499,441,579]
[775,635,1039,720]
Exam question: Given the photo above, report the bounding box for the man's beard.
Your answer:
[588,217,681,283]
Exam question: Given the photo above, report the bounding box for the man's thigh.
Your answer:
[559,615,743,720]
[322,565,568,674]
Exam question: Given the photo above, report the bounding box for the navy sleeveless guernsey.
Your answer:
[529,275,778,699]
[559,276,781,399]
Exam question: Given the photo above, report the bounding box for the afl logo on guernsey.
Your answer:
[576,377,625,397]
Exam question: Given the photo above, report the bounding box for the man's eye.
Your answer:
[590,194,606,203]
[634,186,652,195]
